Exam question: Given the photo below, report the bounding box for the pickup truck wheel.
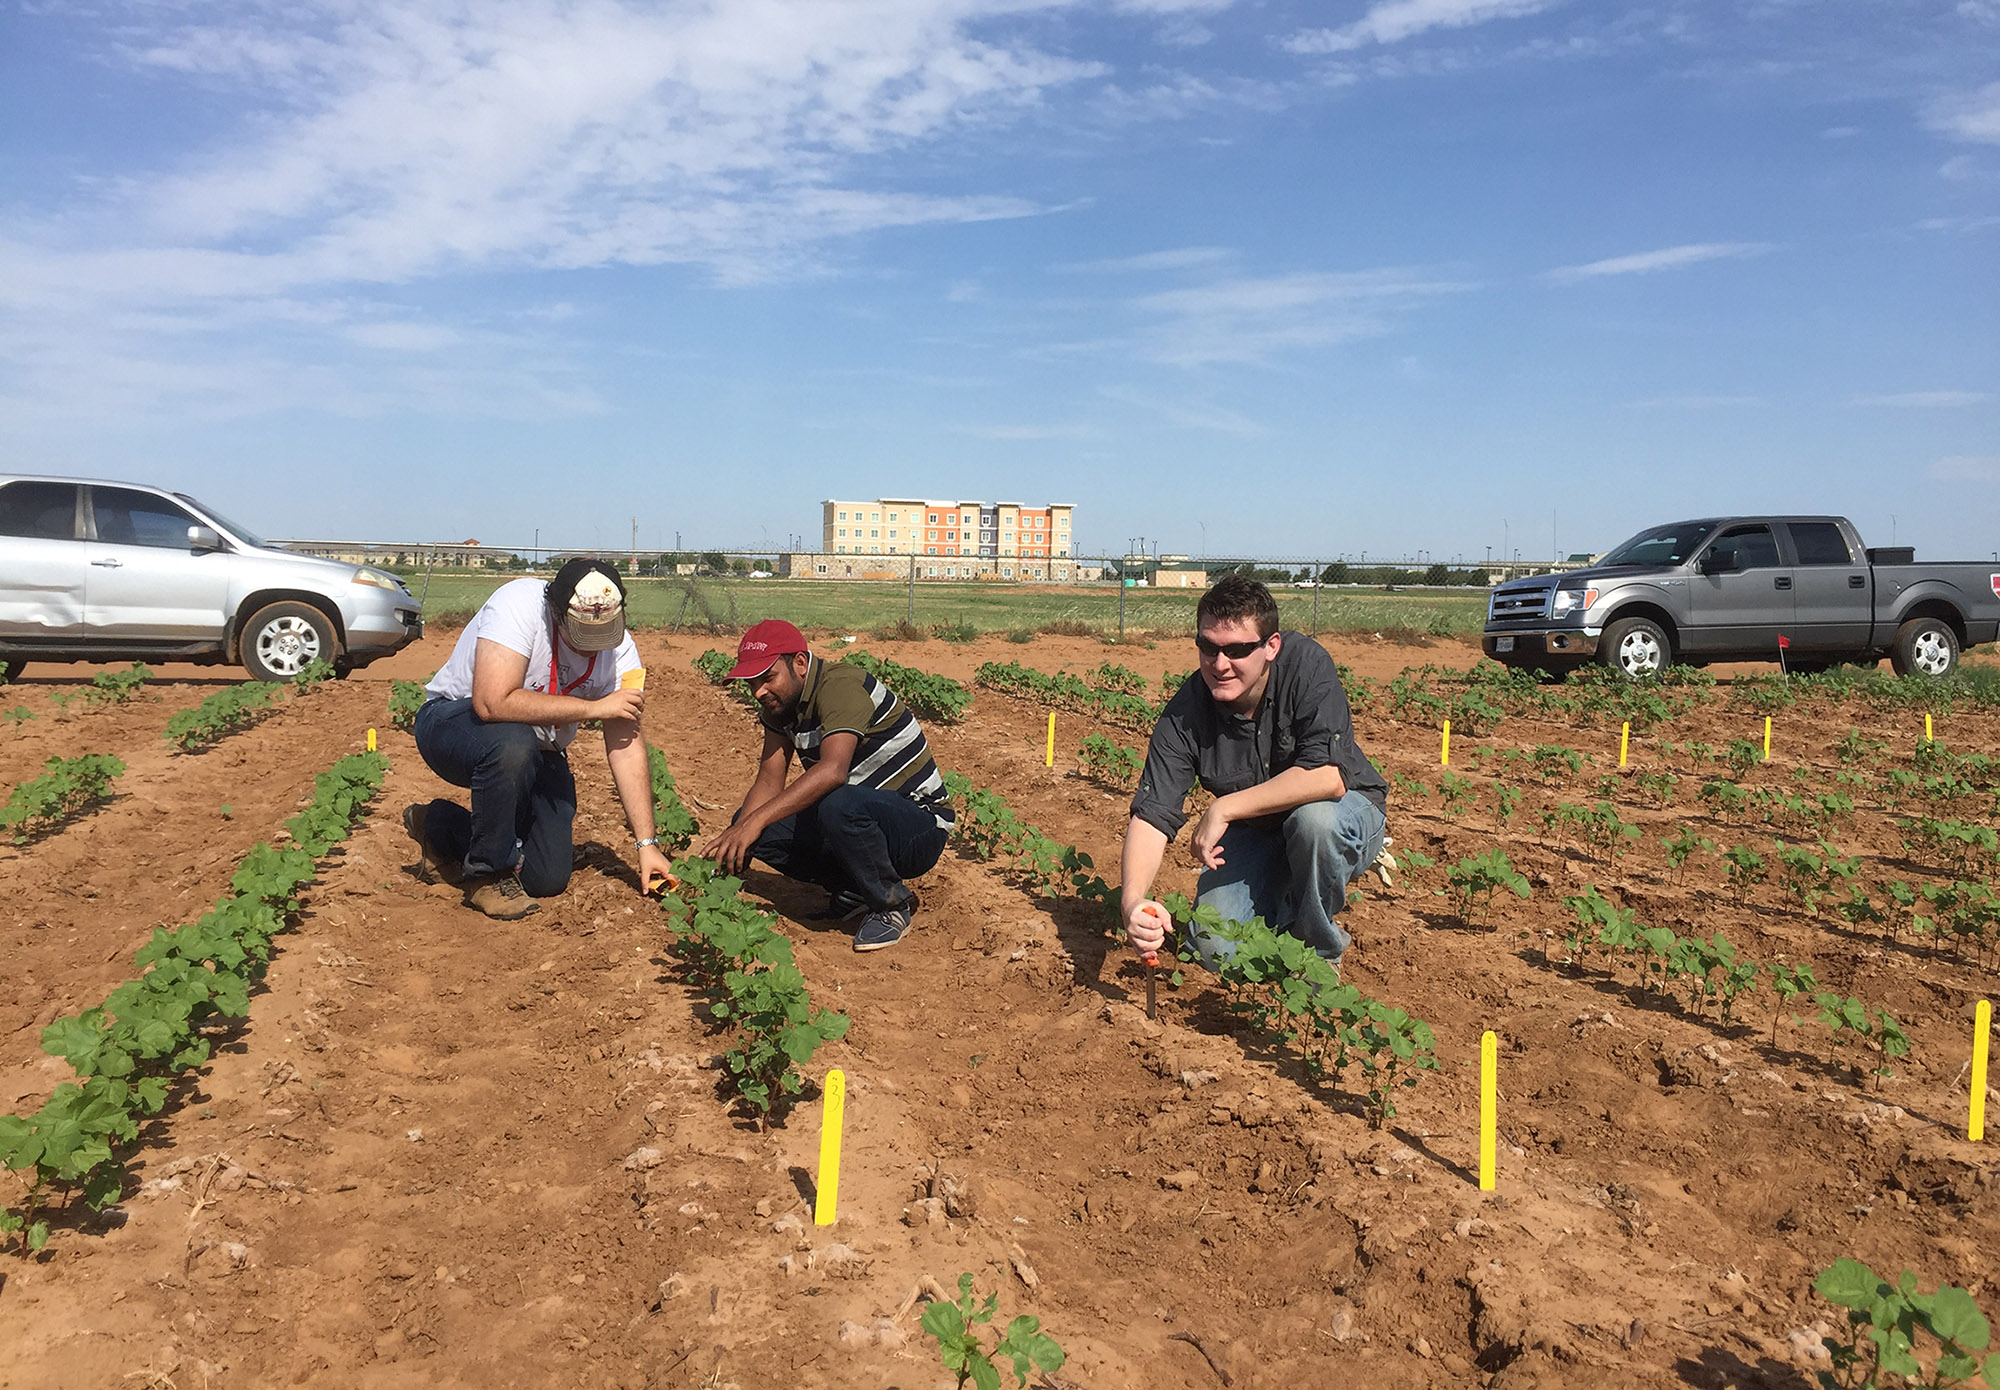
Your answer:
[1890,617,1959,678]
[1600,617,1671,679]
[241,601,338,682]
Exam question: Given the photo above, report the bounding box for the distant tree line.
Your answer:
[1219,561,1495,588]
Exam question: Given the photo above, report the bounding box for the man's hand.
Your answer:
[592,688,644,724]
[702,818,762,875]
[1189,798,1232,870]
[1126,899,1171,958]
[637,843,675,895]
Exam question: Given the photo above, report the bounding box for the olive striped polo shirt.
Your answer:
[761,656,955,831]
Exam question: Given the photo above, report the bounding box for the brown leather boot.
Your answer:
[463,872,538,920]
[402,803,463,885]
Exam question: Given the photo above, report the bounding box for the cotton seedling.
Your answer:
[1077,733,1143,788]
[920,1273,1066,1390]
[1389,771,1431,800]
[1,749,385,1253]
[1814,993,1912,1087]
[1436,771,1478,817]
[1494,783,1523,828]
[164,681,284,751]
[290,658,335,694]
[1701,779,1751,815]
[1583,801,1642,859]
[1634,770,1679,808]
[1351,1002,1442,1129]
[1562,885,1637,967]
[1724,738,1762,776]
[1443,848,1531,928]
[1776,843,1830,916]
[1532,744,1586,781]
[1811,1257,1999,1390]
[842,652,973,723]
[86,663,151,705]
[386,679,427,731]
[3,706,33,728]
[646,745,700,855]
[1660,827,1715,884]
[1723,843,1768,890]
[0,754,126,843]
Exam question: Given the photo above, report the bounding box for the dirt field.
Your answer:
[2,632,1997,1389]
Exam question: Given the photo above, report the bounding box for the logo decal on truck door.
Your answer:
[1992,574,2000,599]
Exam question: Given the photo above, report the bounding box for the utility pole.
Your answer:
[631,516,638,573]
[907,552,916,622]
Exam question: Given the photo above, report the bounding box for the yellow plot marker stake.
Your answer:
[1763,715,1772,762]
[1926,713,1934,746]
[1440,718,1451,767]
[815,1068,847,1225]
[1619,721,1630,768]
[1971,1001,1992,1143]
[365,728,377,752]
[1479,1030,1497,1191]
[1045,712,1056,768]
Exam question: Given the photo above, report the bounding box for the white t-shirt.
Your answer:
[425,577,642,750]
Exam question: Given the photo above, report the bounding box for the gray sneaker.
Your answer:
[852,900,914,952]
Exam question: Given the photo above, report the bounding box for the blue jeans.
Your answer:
[749,785,949,912]
[1190,795,1387,969]
[413,697,577,895]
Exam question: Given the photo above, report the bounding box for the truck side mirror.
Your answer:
[188,524,224,552]
[1699,549,1737,575]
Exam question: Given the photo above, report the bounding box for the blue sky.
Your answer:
[1,0,1995,563]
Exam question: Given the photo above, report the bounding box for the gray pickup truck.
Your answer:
[1482,516,2000,680]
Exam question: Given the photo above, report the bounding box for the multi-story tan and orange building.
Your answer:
[821,498,1073,560]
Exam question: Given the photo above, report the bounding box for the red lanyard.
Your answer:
[548,625,597,696]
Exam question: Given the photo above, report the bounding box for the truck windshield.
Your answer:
[1600,522,1717,567]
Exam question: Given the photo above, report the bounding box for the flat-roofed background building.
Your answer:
[822,498,1073,560]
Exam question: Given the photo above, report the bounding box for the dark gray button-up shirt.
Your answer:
[1129,630,1388,840]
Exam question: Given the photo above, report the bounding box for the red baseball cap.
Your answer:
[726,620,810,679]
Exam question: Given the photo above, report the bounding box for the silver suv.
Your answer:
[0,474,422,683]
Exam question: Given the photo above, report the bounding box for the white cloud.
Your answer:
[1543,241,1775,282]
[1053,246,1232,274]
[0,0,1127,421]
[1126,268,1471,366]
[1850,390,1990,407]
[1285,0,1558,55]
[1099,384,1265,434]
[1928,82,2000,144]
[1624,394,1766,409]
[1930,454,2000,482]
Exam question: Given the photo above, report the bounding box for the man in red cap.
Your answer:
[405,558,675,918]
[703,620,954,951]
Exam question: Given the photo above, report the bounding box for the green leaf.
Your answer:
[1815,1259,1883,1311]
[27,1221,48,1253]
[1930,1286,1991,1351]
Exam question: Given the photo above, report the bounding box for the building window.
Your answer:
[836,545,846,553]
[888,530,897,539]
[927,567,939,577]
[928,513,938,523]
[838,511,847,521]
[1059,517,1068,528]
[816,564,828,574]
[871,545,881,554]
[1002,567,1012,578]
[870,529,879,538]
[945,567,955,577]
[871,512,880,521]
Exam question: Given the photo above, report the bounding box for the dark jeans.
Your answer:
[413,697,577,896]
[749,784,949,912]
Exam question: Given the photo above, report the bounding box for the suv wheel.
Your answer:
[1599,617,1671,679]
[241,601,337,682]
[1890,617,1959,679]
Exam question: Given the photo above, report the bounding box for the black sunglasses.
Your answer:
[1195,635,1268,660]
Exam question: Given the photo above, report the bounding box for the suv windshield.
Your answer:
[1599,521,1717,568]
[176,493,266,549]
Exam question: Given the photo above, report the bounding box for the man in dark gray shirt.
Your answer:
[1123,574,1388,972]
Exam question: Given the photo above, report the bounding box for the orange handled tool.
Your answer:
[1135,903,1170,1020]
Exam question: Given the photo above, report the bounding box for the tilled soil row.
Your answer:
[0,685,383,1109]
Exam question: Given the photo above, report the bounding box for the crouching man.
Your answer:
[703,620,954,952]
[406,558,674,918]
[1121,575,1389,973]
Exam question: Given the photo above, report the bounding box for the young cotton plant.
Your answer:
[1077,733,1143,789]
[921,1273,1066,1390]
[0,754,125,843]
[1443,848,1531,928]
[1812,1257,1999,1389]
[387,679,427,731]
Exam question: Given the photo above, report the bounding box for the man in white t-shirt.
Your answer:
[406,558,674,918]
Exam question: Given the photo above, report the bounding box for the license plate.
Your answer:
[1494,637,1515,653]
